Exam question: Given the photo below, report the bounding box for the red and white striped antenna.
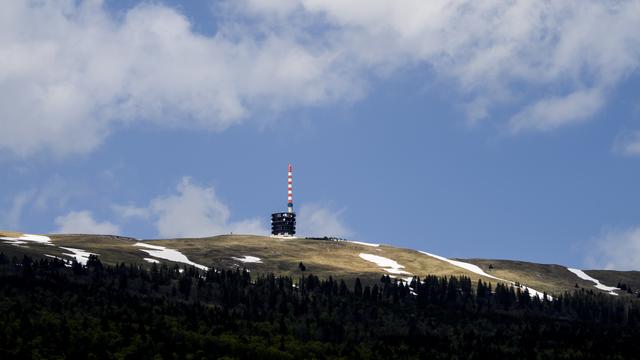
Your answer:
[287,163,293,213]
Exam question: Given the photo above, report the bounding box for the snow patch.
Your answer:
[419,250,551,300]
[60,247,96,265]
[359,253,411,275]
[144,258,160,264]
[518,285,548,300]
[348,241,380,247]
[0,234,53,246]
[389,275,415,284]
[133,242,208,271]
[419,251,501,280]
[134,242,166,250]
[4,240,27,246]
[567,268,619,295]
[44,254,72,267]
[232,255,262,263]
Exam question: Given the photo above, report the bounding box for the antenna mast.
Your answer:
[287,163,293,213]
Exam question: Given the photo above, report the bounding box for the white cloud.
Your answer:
[113,181,354,239]
[297,203,352,238]
[586,226,640,271]
[2,0,640,158]
[509,89,605,133]
[0,1,357,157]
[242,0,640,130]
[115,177,267,238]
[54,210,120,235]
[112,204,150,219]
[613,131,640,156]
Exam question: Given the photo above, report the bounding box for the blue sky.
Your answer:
[2,0,640,269]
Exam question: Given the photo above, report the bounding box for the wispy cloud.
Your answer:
[509,89,605,133]
[114,177,267,238]
[585,226,640,271]
[0,191,35,230]
[0,176,75,231]
[297,203,352,238]
[54,210,121,235]
[112,204,150,219]
[613,131,640,156]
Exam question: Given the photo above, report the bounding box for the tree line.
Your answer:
[0,252,639,359]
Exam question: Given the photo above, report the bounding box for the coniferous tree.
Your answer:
[354,278,363,297]
[0,254,639,358]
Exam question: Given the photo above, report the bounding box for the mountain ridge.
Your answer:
[1,230,638,298]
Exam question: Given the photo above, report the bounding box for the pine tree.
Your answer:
[355,278,363,297]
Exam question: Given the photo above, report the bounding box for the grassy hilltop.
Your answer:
[1,231,638,297]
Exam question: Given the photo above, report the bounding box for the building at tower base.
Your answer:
[271,212,296,236]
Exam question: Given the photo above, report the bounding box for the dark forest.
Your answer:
[1,253,639,359]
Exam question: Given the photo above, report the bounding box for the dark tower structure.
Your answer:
[271,164,296,236]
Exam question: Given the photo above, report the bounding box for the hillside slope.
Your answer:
[1,231,637,297]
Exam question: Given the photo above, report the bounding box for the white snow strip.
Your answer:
[232,255,262,263]
[4,240,27,246]
[348,241,380,247]
[134,242,166,250]
[20,234,52,243]
[60,247,97,265]
[359,253,411,275]
[133,242,208,271]
[0,234,53,246]
[419,251,551,300]
[567,268,619,295]
[45,254,69,262]
[44,254,72,267]
[389,275,415,284]
[518,285,548,299]
[420,251,502,280]
[143,258,160,264]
